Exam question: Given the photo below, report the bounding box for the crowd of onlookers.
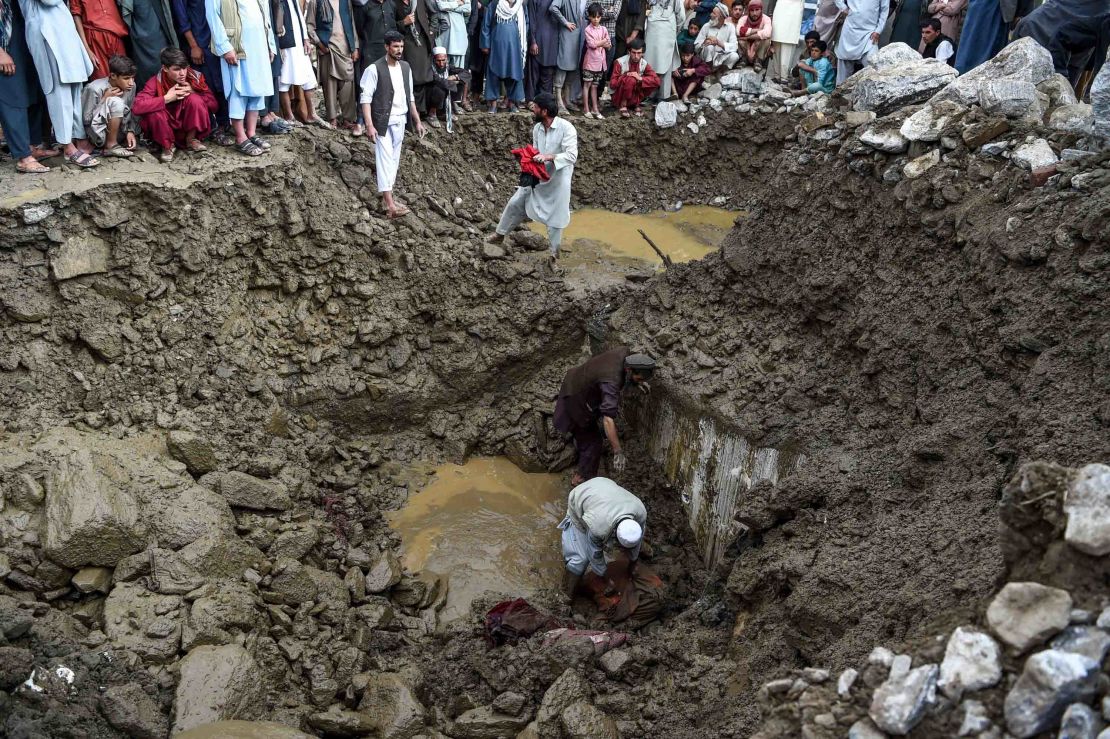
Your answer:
[0,0,1106,172]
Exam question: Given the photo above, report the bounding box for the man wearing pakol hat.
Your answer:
[560,476,647,599]
[552,346,656,486]
[694,2,739,71]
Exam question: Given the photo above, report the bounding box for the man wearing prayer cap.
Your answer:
[694,2,739,71]
[560,476,647,598]
[553,346,656,485]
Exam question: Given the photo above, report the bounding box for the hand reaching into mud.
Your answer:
[611,452,627,475]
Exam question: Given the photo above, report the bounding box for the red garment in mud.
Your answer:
[580,553,665,628]
[484,598,569,646]
[511,145,551,182]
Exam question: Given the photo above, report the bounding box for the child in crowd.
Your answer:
[795,39,835,95]
[672,42,710,102]
[133,47,218,163]
[582,4,610,119]
[80,55,140,157]
[677,18,700,48]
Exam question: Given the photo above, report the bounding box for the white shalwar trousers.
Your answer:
[375,120,406,193]
[495,186,564,256]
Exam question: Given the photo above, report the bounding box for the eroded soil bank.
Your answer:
[0,107,1107,739]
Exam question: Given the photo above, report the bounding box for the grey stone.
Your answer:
[481,243,506,260]
[869,663,939,735]
[845,111,877,127]
[307,707,378,736]
[178,532,264,580]
[802,668,830,683]
[453,706,530,738]
[1064,464,1110,555]
[51,235,110,280]
[269,558,319,603]
[1061,148,1096,161]
[900,101,966,142]
[700,82,724,100]
[958,699,991,736]
[100,683,169,739]
[838,668,859,697]
[0,595,34,640]
[357,672,426,739]
[103,582,183,662]
[167,431,218,476]
[351,598,395,630]
[365,550,402,593]
[174,644,264,734]
[1098,607,1110,629]
[979,79,1040,118]
[851,59,958,115]
[270,524,320,561]
[987,582,1072,652]
[654,101,678,128]
[491,692,526,716]
[1091,61,1110,140]
[939,627,1003,699]
[71,566,112,594]
[536,668,589,736]
[860,121,909,153]
[216,471,292,510]
[43,447,145,568]
[0,646,34,689]
[931,38,1054,107]
[721,70,761,93]
[1004,649,1100,738]
[980,141,1009,157]
[143,484,235,551]
[849,718,888,739]
[114,547,203,594]
[1050,626,1110,664]
[560,701,618,739]
[869,647,895,667]
[182,584,259,650]
[21,203,54,224]
[1,288,53,322]
[1049,104,1094,133]
[176,722,314,739]
[1059,703,1103,739]
[871,42,923,70]
[598,648,632,677]
[1038,74,1080,107]
[903,149,941,179]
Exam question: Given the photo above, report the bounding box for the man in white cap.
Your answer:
[694,3,739,72]
[560,476,647,598]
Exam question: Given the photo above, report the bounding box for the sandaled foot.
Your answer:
[16,160,50,174]
[186,139,208,152]
[158,146,176,163]
[101,146,134,158]
[212,130,236,146]
[619,108,630,118]
[235,140,263,156]
[31,146,61,160]
[351,124,365,136]
[309,117,334,129]
[249,136,272,150]
[67,150,100,168]
[387,206,411,219]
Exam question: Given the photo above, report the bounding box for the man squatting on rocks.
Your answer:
[487,92,577,260]
[553,346,657,486]
[560,476,647,599]
[360,30,427,219]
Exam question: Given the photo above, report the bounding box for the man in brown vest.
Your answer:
[359,30,425,217]
[553,347,656,485]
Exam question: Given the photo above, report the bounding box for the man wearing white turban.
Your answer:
[693,1,737,71]
[559,477,647,598]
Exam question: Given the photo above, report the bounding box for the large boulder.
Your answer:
[177,532,263,581]
[43,447,146,568]
[931,38,1054,107]
[103,582,183,662]
[560,702,618,739]
[214,471,292,510]
[1048,104,1094,133]
[143,484,236,551]
[899,100,968,142]
[177,722,315,739]
[849,45,958,115]
[174,645,265,734]
[535,669,589,737]
[1004,649,1100,738]
[1091,62,1110,139]
[100,683,170,739]
[1063,464,1110,555]
[357,672,426,739]
[978,79,1041,119]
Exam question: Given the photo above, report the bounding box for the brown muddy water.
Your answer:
[533,205,739,269]
[388,457,569,624]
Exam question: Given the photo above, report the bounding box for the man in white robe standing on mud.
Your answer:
[487,91,577,262]
[833,0,888,84]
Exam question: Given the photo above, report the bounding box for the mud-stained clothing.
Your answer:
[553,346,628,480]
[560,476,646,577]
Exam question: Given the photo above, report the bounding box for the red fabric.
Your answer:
[511,144,551,182]
[672,59,711,97]
[609,58,661,109]
[71,0,128,36]
[83,27,127,80]
[134,72,216,149]
[484,599,569,646]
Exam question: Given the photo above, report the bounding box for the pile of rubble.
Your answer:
[753,462,1110,738]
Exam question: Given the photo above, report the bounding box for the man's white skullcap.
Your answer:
[714,2,728,15]
[432,46,448,55]
[616,519,642,548]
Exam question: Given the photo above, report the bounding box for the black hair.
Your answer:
[688,18,700,28]
[108,55,136,76]
[533,92,558,118]
[160,47,188,68]
[679,42,696,55]
[804,30,820,41]
[919,17,941,32]
[587,2,603,17]
[384,30,405,44]
[814,39,827,52]
[628,38,645,51]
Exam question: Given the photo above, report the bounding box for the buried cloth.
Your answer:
[580,554,665,629]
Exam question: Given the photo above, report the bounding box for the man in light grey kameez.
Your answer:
[834,0,888,84]
[19,0,99,165]
[549,0,586,111]
[643,0,683,99]
[489,93,577,259]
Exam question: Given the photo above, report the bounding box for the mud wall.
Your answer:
[629,389,804,566]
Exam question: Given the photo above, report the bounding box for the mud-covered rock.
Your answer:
[215,471,293,510]
[308,706,379,735]
[987,582,1071,653]
[144,484,236,551]
[167,431,218,476]
[560,701,618,739]
[1005,649,1100,738]
[269,558,319,603]
[182,584,260,650]
[365,550,403,593]
[71,566,112,594]
[868,663,938,734]
[178,532,264,580]
[174,644,264,733]
[0,645,34,689]
[100,682,169,739]
[357,672,426,739]
[536,669,589,736]
[453,706,531,738]
[50,235,110,280]
[103,582,183,662]
[1063,464,1110,555]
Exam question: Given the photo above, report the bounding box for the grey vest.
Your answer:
[370,57,413,136]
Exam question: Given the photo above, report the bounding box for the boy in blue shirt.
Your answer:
[796,40,835,95]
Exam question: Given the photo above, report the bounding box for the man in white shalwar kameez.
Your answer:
[833,0,888,84]
[488,92,577,260]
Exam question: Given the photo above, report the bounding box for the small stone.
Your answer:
[987,582,1072,653]
[838,668,859,697]
[1064,464,1110,555]
[764,678,794,695]
[848,718,888,739]
[802,667,830,683]
[1058,703,1103,739]
[869,664,938,735]
[481,243,506,260]
[364,550,402,593]
[71,567,113,594]
[598,649,632,677]
[307,707,378,735]
[938,627,1002,699]
[890,654,913,678]
[491,691,526,716]
[216,471,292,511]
[51,235,110,280]
[1011,139,1058,171]
[958,699,991,736]
[903,149,941,179]
[1069,609,1094,624]
[22,203,54,224]
[860,121,909,153]
[869,647,895,667]
[814,713,837,728]
[454,705,531,738]
[101,683,169,739]
[1049,103,1094,133]
[1004,649,1100,738]
[357,672,426,739]
[1050,626,1110,664]
[560,701,618,739]
[167,431,218,476]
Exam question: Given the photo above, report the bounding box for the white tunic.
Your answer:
[770,0,804,43]
[643,0,683,75]
[525,116,577,229]
[834,0,888,62]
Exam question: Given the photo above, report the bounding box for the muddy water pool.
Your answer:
[531,205,739,268]
[388,457,569,624]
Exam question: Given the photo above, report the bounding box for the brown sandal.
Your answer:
[186,139,208,152]
[16,160,50,174]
